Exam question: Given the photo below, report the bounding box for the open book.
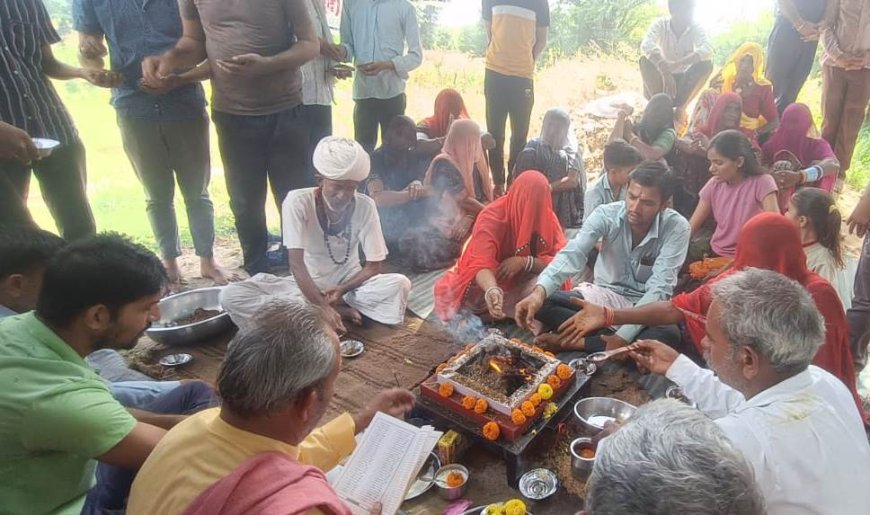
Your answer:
[333,412,442,515]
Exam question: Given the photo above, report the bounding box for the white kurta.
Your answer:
[221,189,410,330]
[667,355,870,515]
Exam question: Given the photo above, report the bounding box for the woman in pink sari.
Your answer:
[398,119,493,271]
[763,103,841,211]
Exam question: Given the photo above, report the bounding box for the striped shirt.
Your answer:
[483,0,549,79]
[301,0,336,107]
[0,0,78,145]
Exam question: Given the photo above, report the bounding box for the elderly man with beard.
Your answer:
[0,234,215,514]
[222,137,411,332]
[630,268,870,514]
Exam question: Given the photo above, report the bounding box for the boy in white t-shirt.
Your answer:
[222,138,411,333]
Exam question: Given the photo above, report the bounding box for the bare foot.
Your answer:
[335,305,364,326]
[163,258,185,285]
[200,257,241,286]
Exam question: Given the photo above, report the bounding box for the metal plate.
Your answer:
[340,339,365,358]
[159,353,193,367]
[404,452,440,500]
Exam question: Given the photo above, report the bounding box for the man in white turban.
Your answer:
[221,137,411,332]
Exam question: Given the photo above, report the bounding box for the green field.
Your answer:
[27,37,869,253]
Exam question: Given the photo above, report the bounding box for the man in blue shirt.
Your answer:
[324,0,423,152]
[73,0,234,284]
[515,161,690,354]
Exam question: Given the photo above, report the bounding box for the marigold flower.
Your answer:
[521,401,536,417]
[483,421,500,441]
[474,398,489,414]
[511,409,527,425]
[537,383,554,400]
[462,395,476,410]
[547,375,562,389]
[438,382,454,398]
[556,363,572,380]
[529,393,542,407]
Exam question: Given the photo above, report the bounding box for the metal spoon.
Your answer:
[587,345,635,363]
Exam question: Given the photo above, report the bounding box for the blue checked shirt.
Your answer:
[537,201,690,341]
[72,0,206,120]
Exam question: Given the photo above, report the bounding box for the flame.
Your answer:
[488,358,504,375]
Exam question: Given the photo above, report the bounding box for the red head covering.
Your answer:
[434,171,567,321]
[762,103,836,192]
[671,212,862,419]
[421,88,470,138]
[696,93,742,138]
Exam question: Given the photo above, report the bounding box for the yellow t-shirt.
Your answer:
[483,0,550,79]
[127,408,356,515]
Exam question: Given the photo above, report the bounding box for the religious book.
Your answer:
[332,412,442,515]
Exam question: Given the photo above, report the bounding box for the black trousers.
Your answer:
[353,94,406,153]
[766,15,821,115]
[212,106,310,275]
[536,290,682,353]
[485,68,534,187]
[0,138,95,240]
[301,103,333,183]
[639,57,713,109]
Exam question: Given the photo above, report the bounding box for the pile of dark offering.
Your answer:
[165,308,224,327]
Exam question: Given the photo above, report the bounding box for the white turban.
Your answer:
[313,137,371,182]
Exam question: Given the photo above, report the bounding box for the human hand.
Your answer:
[493,183,506,198]
[322,304,347,335]
[628,339,679,375]
[451,215,473,241]
[79,34,108,59]
[515,287,546,330]
[497,256,528,281]
[0,121,39,163]
[407,180,425,201]
[773,169,802,190]
[330,63,354,80]
[80,67,123,88]
[600,334,630,360]
[484,287,506,320]
[139,74,183,95]
[842,54,866,71]
[324,287,345,306]
[141,55,176,84]
[797,23,820,42]
[368,502,383,515]
[847,203,870,237]
[353,388,416,432]
[481,132,496,151]
[358,61,394,76]
[321,40,347,61]
[216,53,274,77]
[557,298,606,343]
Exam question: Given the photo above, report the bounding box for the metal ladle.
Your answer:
[587,345,636,363]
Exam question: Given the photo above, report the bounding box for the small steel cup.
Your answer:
[434,464,469,500]
[570,437,596,480]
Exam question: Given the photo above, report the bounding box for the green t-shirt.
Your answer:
[0,313,137,515]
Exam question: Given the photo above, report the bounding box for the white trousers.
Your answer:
[220,273,411,332]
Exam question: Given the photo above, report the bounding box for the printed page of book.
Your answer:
[333,413,441,515]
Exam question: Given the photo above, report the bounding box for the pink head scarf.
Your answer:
[424,119,493,201]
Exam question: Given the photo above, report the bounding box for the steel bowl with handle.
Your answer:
[573,397,637,433]
[146,287,235,346]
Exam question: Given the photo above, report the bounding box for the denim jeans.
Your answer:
[0,138,95,240]
[212,106,310,274]
[80,381,218,514]
[117,113,215,259]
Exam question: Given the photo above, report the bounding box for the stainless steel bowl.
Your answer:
[518,468,558,501]
[434,464,469,500]
[146,287,235,346]
[570,437,596,480]
[573,397,637,433]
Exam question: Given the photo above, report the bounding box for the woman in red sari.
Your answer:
[434,171,567,322]
[559,212,864,420]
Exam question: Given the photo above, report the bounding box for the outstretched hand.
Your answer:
[557,298,606,343]
[628,339,679,376]
[353,388,416,432]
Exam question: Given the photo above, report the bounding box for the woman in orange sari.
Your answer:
[558,212,865,422]
[434,171,566,322]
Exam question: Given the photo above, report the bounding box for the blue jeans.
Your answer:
[80,381,218,514]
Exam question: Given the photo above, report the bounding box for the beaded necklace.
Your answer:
[315,189,353,266]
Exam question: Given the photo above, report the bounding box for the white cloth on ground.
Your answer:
[221,272,410,330]
[666,354,870,515]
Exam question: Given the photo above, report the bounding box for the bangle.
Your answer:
[525,256,534,273]
[485,286,503,299]
[603,306,615,327]
[804,165,823,183]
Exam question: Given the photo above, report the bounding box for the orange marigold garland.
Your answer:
[521,401,536,417]
[462,395,477,410]
[474,398,489,414]
[511,409,527,425]
[556,363,573,380]
[438,382,454,398]
[483,421,500,441]
[529,393,542,407]
[547,375,562,389]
